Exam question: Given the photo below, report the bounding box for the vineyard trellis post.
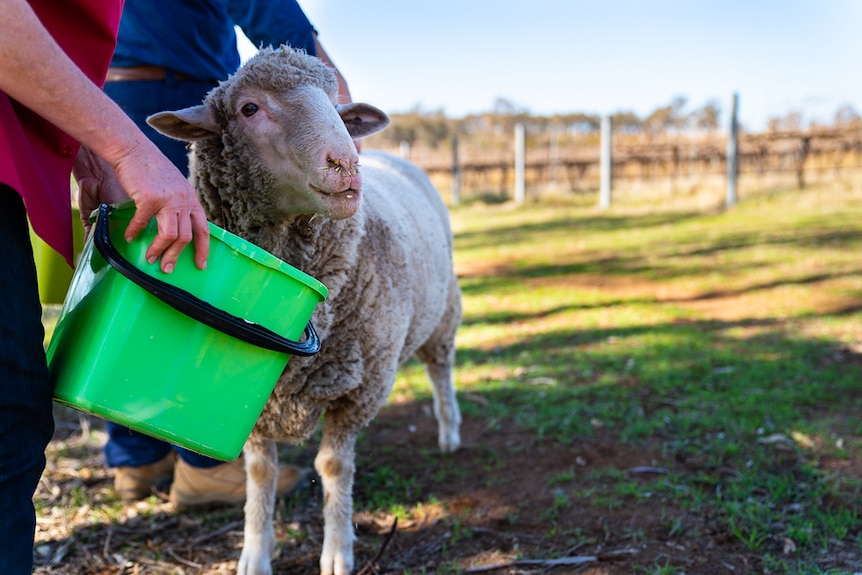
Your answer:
[726,92,739,207]
[599,114,613,209]
[514,123,526,204]
[451,135,460,206]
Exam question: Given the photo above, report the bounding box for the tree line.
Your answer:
[365,97,862,150]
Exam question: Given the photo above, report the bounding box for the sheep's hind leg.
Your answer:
[315,422,357,575]
[416,277,462,453]
[237,437,278,575]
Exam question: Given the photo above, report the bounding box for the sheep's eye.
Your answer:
[241,103,258,117]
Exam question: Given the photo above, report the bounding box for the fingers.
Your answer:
[123,208,150,245]
[125,203,210,274]
[80,213,92,236]
[190,209,210,270]
[77,178,99,235]
[110,142,209,273]
[149,212,186,274]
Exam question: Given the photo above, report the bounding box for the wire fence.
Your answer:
[375,125,862,207]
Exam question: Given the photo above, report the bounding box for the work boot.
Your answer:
[169,457,309,508]
[113,453,175,500]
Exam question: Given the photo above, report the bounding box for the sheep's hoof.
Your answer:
[438,430,461,453]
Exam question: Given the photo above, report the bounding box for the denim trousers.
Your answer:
[102,74,223,470]
[0,186,55,574]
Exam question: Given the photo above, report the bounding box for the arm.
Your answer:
[0,0,208,273]
[313,35,362,152]
[313,35,353,106]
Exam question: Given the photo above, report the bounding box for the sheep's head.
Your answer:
[147,45,389,223]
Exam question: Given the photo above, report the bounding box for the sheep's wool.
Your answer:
[156,46,461,575]
[214,46,339,120]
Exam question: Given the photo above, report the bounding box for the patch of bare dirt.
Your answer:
[31,400,793,575]
[33,271,862,574]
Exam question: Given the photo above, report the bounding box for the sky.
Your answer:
[238,0,862,132]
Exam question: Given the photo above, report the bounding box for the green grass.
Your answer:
[389,185,862,571]
[40,184,862,572]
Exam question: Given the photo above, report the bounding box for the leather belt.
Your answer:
[105,66,196,82]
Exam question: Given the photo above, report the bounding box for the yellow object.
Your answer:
[29,208,86,304]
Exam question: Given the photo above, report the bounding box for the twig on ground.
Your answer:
[469,526,546,541]
[102,527,112,559]
[166,547,203,569]
[49,537,75,566]
[559,538,596,557]
[628,466,669,475]
[356,517,398,575]
[109,516,179,537]
[189,519,244,546]
[597,547,640,558]
[464,555,597,573]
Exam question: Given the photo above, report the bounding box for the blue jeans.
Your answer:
[104,72,216,179]
[103,74,223,470]
[0,186,55,574]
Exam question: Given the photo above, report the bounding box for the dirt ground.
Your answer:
[33,245,862,575]
[34,391,862,575]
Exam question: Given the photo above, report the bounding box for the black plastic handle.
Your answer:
[94,203,320,357]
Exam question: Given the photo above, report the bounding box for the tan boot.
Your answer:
[169,457,309,508]
[113,454,175,500]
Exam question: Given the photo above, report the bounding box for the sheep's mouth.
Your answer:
[310,184,361,199]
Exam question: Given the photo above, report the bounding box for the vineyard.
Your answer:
[365,113,862,207]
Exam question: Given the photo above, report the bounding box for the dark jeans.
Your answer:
[104,73,216,178]
[102,74,222,470]
[0,186,55,574]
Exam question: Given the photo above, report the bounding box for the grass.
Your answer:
[386,184,862,571]
[38,183,862,573]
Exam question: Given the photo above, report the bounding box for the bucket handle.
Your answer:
[94,203,320,357]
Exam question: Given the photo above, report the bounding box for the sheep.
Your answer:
[147,45,462,575]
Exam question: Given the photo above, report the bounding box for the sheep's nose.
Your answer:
[326,155,359,178]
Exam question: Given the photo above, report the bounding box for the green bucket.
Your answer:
[47,202,327,461]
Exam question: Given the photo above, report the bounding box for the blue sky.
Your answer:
[240,1,861,131]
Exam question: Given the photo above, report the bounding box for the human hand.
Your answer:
[76,138,209,273]
[0,0,207,273]
[74,146,130,233]
[113,139,209,273]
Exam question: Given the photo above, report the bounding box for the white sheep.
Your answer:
[148,46,462,575]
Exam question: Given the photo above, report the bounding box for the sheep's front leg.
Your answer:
[315,423,357,575]
[237,437,278,575]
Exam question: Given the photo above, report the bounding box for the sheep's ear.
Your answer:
[338,103,390,139]
[147,105,220,141]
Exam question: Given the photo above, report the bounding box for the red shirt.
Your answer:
[0,0,123,265]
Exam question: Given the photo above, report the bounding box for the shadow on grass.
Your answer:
[36,314,862,574]
[36,203,862,574]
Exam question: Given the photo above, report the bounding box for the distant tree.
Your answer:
[384,118,418,146]
[551,112,600,132]
[835,104,861,128]
[492,97,528,117]
[458,112,493,135]
[767,111,803,133]
[610,111,642,133]
[418,109,451,148]
[375,106,452,148]
[644,96,687,134]
[490,97,531,132]
[691,100,721,131]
